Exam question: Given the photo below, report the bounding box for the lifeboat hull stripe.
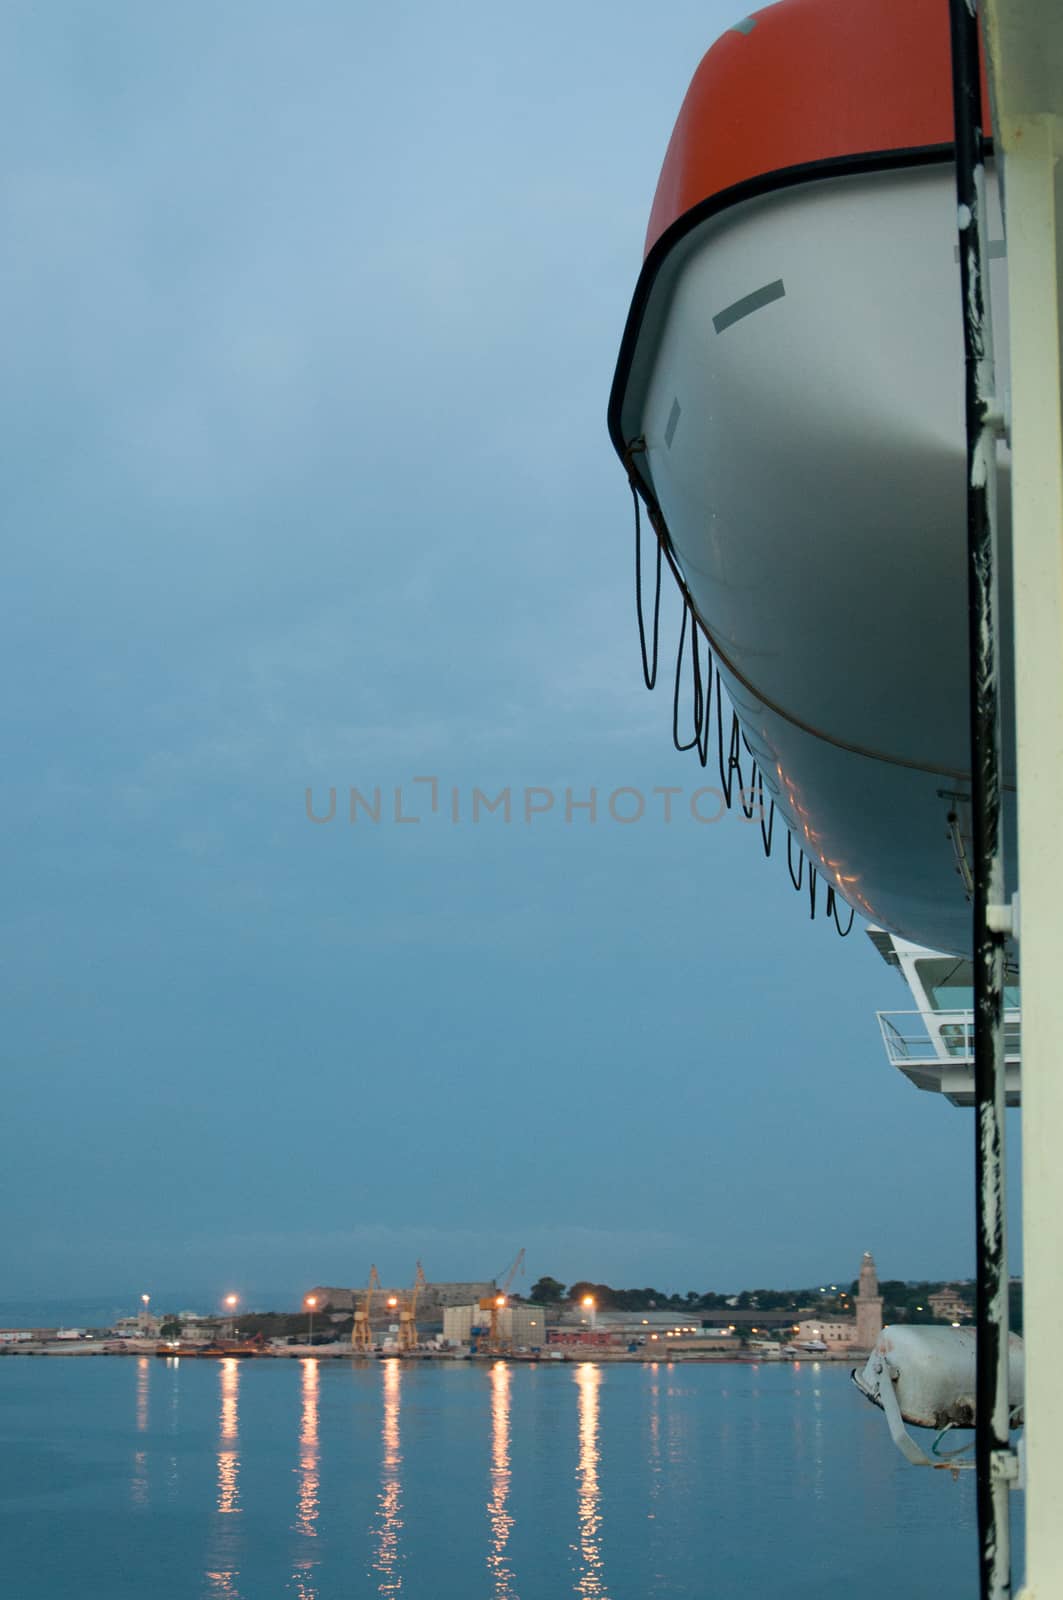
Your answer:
[713,278,786,333]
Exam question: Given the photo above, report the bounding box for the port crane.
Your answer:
[351,1264,381,1353]
[478,1246,525,1354]
[397,1261,426,1354]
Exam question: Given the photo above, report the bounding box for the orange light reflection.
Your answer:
[205,1358,244,1596]
[373,1359,404,1594]
[131,1357,150,1507]
[136,1356,150,1433]
[574,1363,609,1598]
[487,1362,516,1597]
[289,1355,321,1600]
[217,1358,241,1516]
[296,1357,321,1537]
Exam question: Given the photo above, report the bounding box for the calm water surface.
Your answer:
[0,1355,1017,1598]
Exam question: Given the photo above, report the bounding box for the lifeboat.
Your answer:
[609,0,1015,956]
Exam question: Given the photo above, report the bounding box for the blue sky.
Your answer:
[1,0,1018,1311]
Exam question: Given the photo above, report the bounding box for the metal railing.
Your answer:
[877,1009,1022,1067]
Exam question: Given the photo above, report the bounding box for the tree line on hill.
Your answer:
[526,1277,826,1312]
[525,1276,1023,1330]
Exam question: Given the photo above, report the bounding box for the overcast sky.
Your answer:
[1,0,1020,1313]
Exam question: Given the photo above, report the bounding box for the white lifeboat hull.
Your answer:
[618,162,1014,954]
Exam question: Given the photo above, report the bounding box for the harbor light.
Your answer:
[387,1296,399,1309]
[304,1294,318,1346]
[141,1294,150,1307]
[495,1296,506,1308]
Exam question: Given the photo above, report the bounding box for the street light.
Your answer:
[582,1294,597,1332]
[305,1294,318,1345]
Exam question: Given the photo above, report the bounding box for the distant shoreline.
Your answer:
[0,1340,860,1365]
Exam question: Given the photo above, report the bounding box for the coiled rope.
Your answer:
[624,441,855,936]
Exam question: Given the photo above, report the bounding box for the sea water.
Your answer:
[0,1355,1020,1598]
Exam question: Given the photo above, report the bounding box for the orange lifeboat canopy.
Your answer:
[645,0,991,258]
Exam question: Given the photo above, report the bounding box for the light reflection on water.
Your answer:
[0,1359,990,1599]
[205,1358,243,1598]
[372,1359,404,1595]
[645,1363,662,1521]
[292,1358,322,1599]
[810,1364,826,1502]
[487,1361,516,1598]
[131,1357,150,1508]
[165,1356,181,1503]
[574,1362,609,1599]
[217,1359,241,1516]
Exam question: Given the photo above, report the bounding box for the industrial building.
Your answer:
[548,1309,737,1352]
[443,1303,546,1350]
[308,1281,494,1318]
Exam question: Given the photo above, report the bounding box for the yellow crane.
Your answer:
[478,1247,526,1354]
[351,1264,381,1353]
[397,1261,427,1354]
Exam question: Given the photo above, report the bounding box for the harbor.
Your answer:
[0,1254,934,1364]
[4,0,1060,1593]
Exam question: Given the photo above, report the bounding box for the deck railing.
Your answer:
[876,1009,1022,1066]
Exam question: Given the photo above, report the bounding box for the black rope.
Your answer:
[671,603,698,752]
[628,447,662,692]
[787,834,804,892]
[826,885,856,937]
[760,797,776,858]
[625,448,860,939]
[672,602,710,765]
[691,621,712,767]
[728,715,752,815]
[738,753,758,820]
[712,677,730,804]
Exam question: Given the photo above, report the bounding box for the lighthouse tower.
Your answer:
[855,1251,884,1349]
